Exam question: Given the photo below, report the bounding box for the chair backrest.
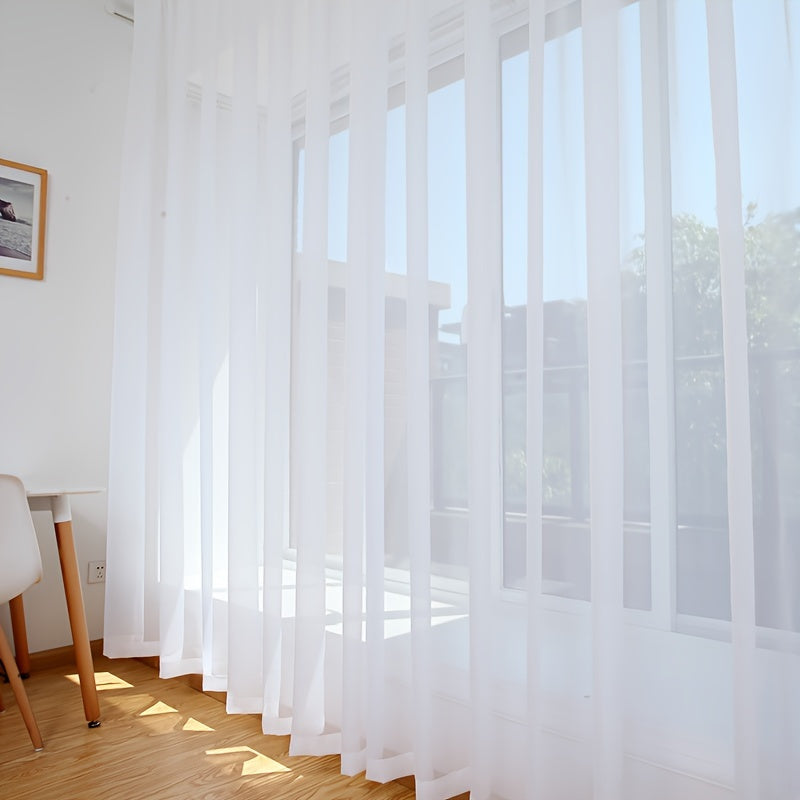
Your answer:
[0,475,43,605]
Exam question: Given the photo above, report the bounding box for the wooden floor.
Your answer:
[0,654,417,800]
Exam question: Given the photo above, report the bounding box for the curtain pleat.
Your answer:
[105,1,800,797]
[105,0,166,658]
[404,0,435,791]
[582,1,625,797]
[359,0,390,783]
[705,2,759,795]
[464,0,503,795]
[194,0,222,689]
[639,0,677,630]
[226,0,263,713]
[158,0,196,676]
[342,0,390,776]
[525,2,546,798]
[261,0,294,734]
[290,0,332,748]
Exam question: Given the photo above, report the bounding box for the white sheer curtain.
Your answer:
[105,0,800,797]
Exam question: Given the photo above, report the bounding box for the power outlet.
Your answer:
[88,560,106,584]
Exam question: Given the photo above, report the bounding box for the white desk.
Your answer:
[9,488,103,727]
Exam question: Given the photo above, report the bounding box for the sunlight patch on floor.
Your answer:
[183,716,215,732]
[206,746,291,776]
[140,700,180,716]
[64,671,134,690]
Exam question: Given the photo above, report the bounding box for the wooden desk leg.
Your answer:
[53,519,101,727]
[8,595,32,678]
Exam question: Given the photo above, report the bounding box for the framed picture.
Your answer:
[0,158,48,280]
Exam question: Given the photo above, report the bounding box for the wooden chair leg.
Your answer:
[0,626,42,750]
[9,595,31,677]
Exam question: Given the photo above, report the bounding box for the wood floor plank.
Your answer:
[0,656,417,800]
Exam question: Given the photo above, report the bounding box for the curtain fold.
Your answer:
[705,3,758,796]
[260,0,293,733]
[525,3,546,798]
[582,1,625,796]
[464,0,503,795]
[290,0,332,750]
[106,1,800,797]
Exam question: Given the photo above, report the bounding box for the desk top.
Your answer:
[26,487,105,524]
[26,487,105,498]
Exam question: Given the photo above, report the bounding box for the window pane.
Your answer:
[735,0,800,632]
[429,76,468,580]
[541,26,590,601]
[501,46,529,589]
[670,0,731,621]
[619,1,651,611]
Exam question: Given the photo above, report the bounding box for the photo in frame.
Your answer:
[0,158,48,280]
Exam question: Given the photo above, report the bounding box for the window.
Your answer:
[288,0,800,640]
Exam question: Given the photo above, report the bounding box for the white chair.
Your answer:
[0,474,44,751]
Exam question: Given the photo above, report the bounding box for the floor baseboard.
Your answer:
[26,638,104,672]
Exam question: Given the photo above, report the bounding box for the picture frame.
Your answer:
[0,158,48,280]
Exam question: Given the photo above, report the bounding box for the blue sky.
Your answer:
[300,0,798,321]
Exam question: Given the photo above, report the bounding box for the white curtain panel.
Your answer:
[105,0,800,797]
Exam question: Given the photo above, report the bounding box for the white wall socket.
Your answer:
[88,560,106,584]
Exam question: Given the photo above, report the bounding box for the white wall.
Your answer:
[0,0,132,651]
